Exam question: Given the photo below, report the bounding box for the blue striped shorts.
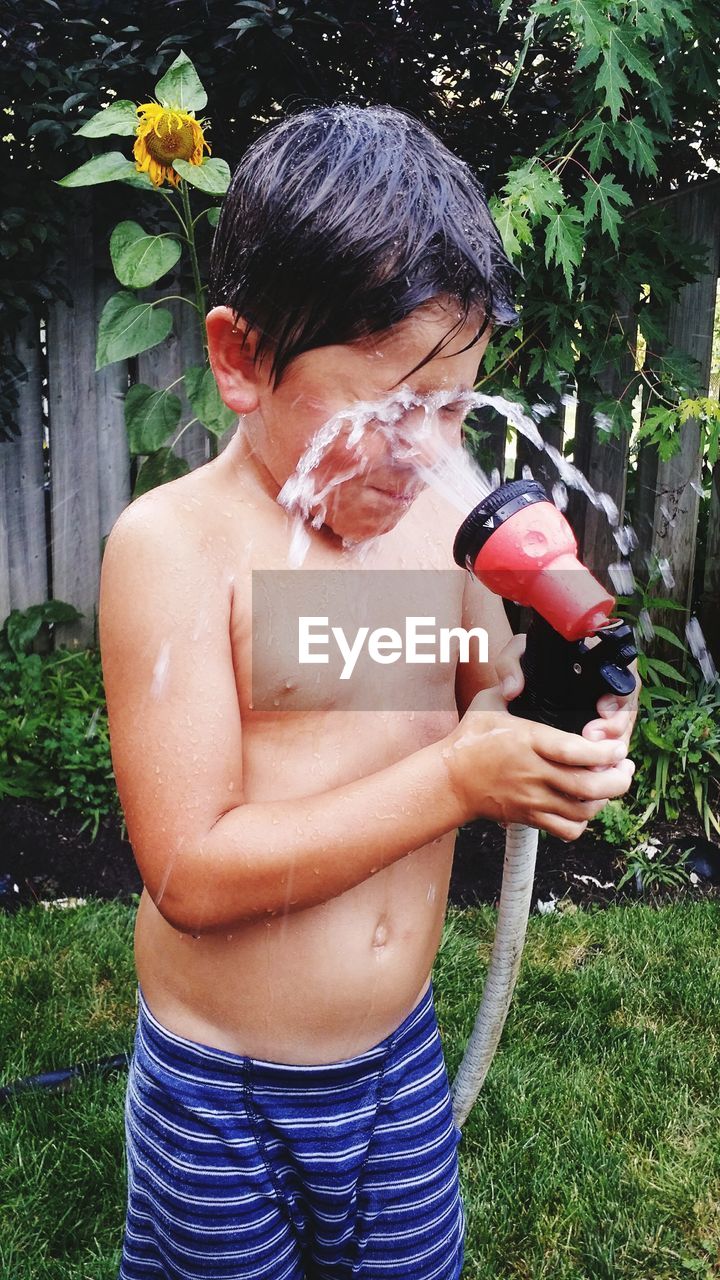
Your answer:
[119,982,465,1279]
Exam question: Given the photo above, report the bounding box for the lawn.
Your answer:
[1,900,719,1280]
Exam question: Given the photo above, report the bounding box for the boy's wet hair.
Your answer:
[209,104,517,383]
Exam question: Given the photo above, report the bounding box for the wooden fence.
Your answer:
[1,183,719,658]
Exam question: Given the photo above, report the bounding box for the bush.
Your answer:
[0,607,120,840]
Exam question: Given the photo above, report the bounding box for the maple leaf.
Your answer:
[570,0,609,62]
[503,159,565,220]
[583,175,633,247]
[545,206,584,292]
[489,198,534,261]
[595,43,632,119]
[621,117,659,176]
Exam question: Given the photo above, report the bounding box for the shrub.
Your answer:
[0,606,120,839]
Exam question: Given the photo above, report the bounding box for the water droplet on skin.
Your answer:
[150,640,171,699]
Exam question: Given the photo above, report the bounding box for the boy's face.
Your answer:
[224,300,490,542]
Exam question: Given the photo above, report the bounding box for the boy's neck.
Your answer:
[224,418,281,502]
[221,420,349,552]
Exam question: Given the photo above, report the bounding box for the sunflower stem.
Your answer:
[158,188,189,237]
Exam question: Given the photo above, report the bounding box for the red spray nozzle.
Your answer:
[453,480,615,641]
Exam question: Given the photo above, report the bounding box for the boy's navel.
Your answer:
[372,918,389,949]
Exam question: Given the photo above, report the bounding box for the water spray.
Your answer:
[450,478,636,1127]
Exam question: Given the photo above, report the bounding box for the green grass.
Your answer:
[1,901,719,1280]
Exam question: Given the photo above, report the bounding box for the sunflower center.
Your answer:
[145,117,197,164]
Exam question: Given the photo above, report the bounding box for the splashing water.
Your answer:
[277,386,622,562]
[686,617,718,684]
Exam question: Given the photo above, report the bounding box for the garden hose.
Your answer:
[0,1052,131,1104]
[451,479,636,1128]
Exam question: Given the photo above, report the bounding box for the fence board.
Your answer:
[46,204,103,649]
[570,301,636,590]
[95,271,131,542]
[0,316,47,625]
[0,456,8,625]
[634,186,720,622]
[700,461,720,662]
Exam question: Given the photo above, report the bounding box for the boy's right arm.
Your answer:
[100,503,633,937]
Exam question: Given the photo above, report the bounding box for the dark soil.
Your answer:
[1,798,718,916]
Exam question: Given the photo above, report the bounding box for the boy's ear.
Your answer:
[206,307,266,414]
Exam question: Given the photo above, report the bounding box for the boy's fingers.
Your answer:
[534,814,588,842]
[496,634,527,699]
[533,724,627,768]
[583,706,632,742]
[545,759,635,802]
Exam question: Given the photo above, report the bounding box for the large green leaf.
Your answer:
[582,175,632,248]
[154,52,207,112]
[4,602,82,660]
[75,100,138,138]
[544,206,584,292]
[125,383,182,454]
[185,365,236,438]
[489,198,533,261]
[57,152,153,190]
[96,292,173,369]
[622,117,659,177]
[133,448,190,498]
[594,43,631,120]
[110,221,182,288]
[172,158,231,196]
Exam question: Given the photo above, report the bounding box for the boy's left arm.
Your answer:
[455,572,640,747]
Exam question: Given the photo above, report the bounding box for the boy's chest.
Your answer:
[223,501,465,718]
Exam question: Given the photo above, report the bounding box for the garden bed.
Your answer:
[1,797,717,915]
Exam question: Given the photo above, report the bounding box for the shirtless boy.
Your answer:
[101,106,637,1280]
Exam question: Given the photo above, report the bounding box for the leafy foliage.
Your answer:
[0,606,120,839]
[616,836,695,896]
[631,673,720,836]
[616,576,720,835]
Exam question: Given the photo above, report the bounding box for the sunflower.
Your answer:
[134,102,210,188]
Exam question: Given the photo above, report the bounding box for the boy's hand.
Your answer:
[444,685,635,841]
[495,633,640,749]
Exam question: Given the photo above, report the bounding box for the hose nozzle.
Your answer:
[453,480,615,640]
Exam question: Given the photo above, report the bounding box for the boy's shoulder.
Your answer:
[108,454,248,554]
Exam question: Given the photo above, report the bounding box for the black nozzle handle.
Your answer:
[509,615,636,735]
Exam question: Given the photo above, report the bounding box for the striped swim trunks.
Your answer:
[119,981,464,1279]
